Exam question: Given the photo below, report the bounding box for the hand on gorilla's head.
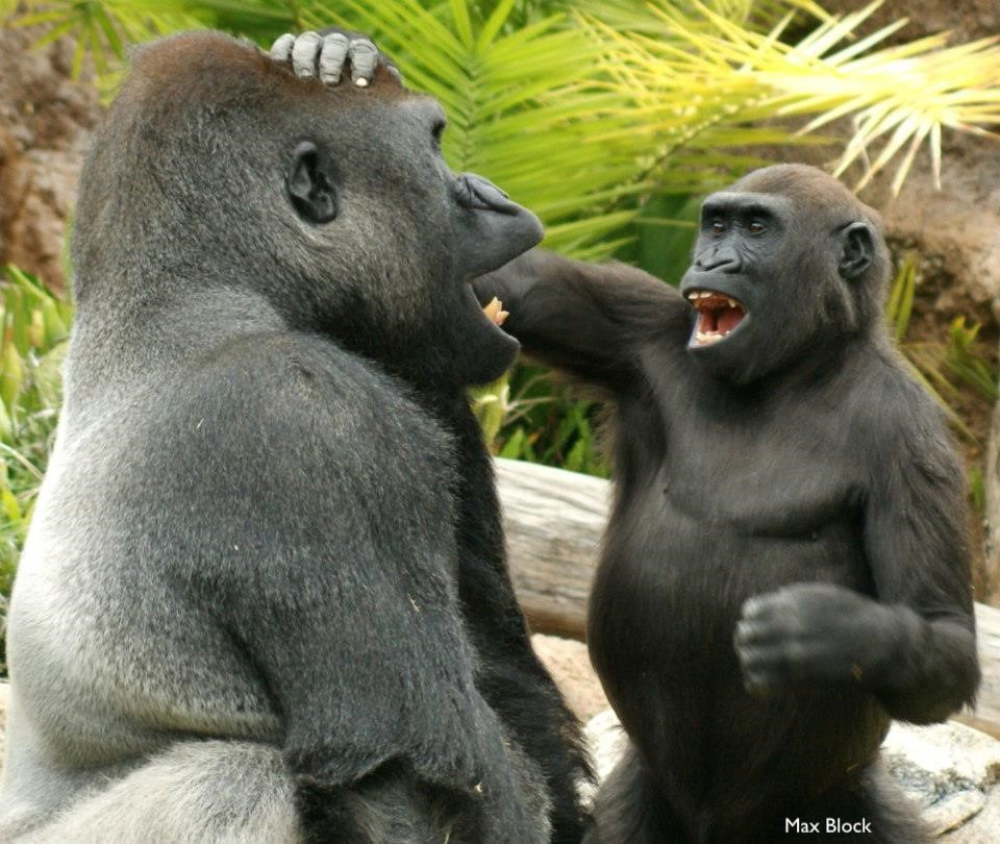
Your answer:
[267,30,537,387]
[270,29,401,87]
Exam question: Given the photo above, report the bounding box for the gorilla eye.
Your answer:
[432,120,446,150]
[710,220,726,235]
[748,220,767,236]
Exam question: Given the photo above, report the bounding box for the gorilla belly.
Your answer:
[589,489,886,821]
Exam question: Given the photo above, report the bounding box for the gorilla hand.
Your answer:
[270,29,402,87]
[734,583,904,696]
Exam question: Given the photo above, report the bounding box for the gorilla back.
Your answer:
[0,32,551,844]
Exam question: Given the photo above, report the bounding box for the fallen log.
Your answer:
[496,457,1000,738]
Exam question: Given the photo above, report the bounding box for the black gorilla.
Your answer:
[0,31,588,844]
[478,164,980,844]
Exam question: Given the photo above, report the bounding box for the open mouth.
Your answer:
[686,290,746,346]
[482,296,509,327]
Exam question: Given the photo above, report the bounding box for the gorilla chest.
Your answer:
[604,394,869,620]
[592,396,871,736]
[662,425,859,540]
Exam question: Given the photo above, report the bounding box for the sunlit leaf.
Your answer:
[602,1,1000,194]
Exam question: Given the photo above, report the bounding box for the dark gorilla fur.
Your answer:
[0,31,590,844]
[477,164,980,844]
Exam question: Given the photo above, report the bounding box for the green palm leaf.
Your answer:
[15,0,206,77]
[305,0,648,257]
[595,1,1000,194]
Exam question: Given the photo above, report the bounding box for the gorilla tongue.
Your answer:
[690,292,745,345]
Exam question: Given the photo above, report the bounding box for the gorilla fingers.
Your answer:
[271,29,402,87]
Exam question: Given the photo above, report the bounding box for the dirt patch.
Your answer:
[823,0,1000,45]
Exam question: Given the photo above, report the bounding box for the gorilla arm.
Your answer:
[188,343,540,841]
[735,396,980,724]
[858,415,980,722]
[474,251,690,390]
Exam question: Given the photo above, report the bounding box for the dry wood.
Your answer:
[496,457,1000,736]
[961,604,1000,738]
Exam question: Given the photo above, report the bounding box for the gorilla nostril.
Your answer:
[456,173,515,213]
[698,251,741,273]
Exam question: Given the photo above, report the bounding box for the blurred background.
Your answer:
[1,0,999,670]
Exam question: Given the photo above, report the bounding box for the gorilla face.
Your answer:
[285,90,541,386]
[73,36,537,390]
[678,183,874,386]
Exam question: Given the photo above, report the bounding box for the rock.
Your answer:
[884,721,1000,837]
[585,709,1000,839]
[584,709,627,784]
[944,790,1000,844]
[0,26,101,292]
[531,633,609,721]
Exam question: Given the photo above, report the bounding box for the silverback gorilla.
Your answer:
[0,31,589,843]
[476,165,980,843]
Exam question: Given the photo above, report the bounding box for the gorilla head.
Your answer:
[678,164,890,385]
[72,31,540,389]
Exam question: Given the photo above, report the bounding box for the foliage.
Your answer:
[3,0,998,474]
[473,369,608,476]
[592,1,1000,196]
[886,254,997,441]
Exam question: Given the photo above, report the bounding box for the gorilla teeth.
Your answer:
[483,297,509,326]
[685,290,741,309]
[688,290,746,346]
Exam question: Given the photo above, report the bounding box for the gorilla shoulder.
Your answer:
[172,332,455,498]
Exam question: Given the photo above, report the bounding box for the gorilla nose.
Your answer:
[697,248,741,273]
[450,172,543,279]
[455,173,522,215]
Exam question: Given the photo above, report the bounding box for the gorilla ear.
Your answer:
[288,142,338,224]
[839,222,874,281]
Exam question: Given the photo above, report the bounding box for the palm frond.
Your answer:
[597,1,1000,194]
[304,0,647,258]
[14,1,208,78]
[569,0,829,34]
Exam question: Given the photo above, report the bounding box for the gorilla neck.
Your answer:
[696,327,867,392]
[316,288,517,396]
[65,285,286,405]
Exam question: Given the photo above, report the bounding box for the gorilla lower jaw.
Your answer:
[686,289,746,346]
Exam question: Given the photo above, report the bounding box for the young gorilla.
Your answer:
[477,165,981,844]
[0,31,587,844]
